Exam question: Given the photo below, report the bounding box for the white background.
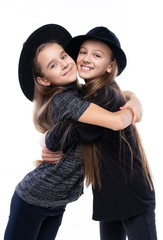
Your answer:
[0,0,162,239]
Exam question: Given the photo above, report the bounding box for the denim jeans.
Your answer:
[4,191,66,240]
[100,211,157,240]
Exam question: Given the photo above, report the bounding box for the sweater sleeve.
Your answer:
[46,86,119,152]
[50,91,90,124]
[45,120,105,152]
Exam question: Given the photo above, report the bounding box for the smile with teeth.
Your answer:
[81,65,94,71]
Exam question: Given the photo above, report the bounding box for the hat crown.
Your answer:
[86,27,121,48]
[67,26,127,76]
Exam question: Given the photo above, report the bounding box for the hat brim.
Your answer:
[66,35,127,76]
[19,24,72,101]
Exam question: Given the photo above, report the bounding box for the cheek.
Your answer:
[98,61,110,72]
[76,60,80,70]
[76,55,82,64]
[49,71,60,82]
[73,62,77,71]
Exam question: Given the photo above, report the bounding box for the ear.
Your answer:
[106,61,113,74]
[36,77,51,87]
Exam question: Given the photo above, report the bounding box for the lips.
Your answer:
[63,67,72,76]
[81,65,94,71]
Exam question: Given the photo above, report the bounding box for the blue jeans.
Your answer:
[100,212,157,240]
[4,192,66,240]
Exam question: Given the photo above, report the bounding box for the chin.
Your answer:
[80,75,93,81]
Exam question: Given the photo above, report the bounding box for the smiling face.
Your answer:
[77,39,114,81]
[35,43,77,87]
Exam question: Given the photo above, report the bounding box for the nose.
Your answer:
[83,53,91,63]
[61,60,68,69]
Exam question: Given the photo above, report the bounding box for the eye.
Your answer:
[94,54,101,58]
[62,54,67,59]
[50,63,57,69]
[79,50,86,55]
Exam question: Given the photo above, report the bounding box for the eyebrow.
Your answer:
[47,50,66,69]
[80,46,104,54]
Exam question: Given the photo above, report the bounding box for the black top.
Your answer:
[45,85,155,221]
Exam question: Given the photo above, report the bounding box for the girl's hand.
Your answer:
[120,95,143,124]
[41,147,64,164]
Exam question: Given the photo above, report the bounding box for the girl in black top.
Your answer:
[43,27,157,240]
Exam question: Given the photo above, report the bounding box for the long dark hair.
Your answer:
[82,59,153,190]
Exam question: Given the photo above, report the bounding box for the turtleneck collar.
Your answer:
[63,80,78,91]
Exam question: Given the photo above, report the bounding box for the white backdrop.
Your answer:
[0,0,162,239]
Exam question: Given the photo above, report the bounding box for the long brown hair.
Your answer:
[82,61,118,190]
[32,42,82,167]
[32,42,66,165]
[32,42,68,133]
[82,59,153,190]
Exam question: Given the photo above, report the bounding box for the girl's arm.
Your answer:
[45,89,142,151]
[44,90,137,152]
[72,90,141,130]
[78,103,133,131]
[41,107,132,161]
[45,120,104,152]
[41,90,140,161]
[52,89,141,131]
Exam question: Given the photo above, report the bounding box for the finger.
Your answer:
[132,114,141,124]
[132,119,135,124]
[42,157,62,161]
[119,106,125,110]
[55,150,64,154]
[119,105,129,110]
[42,149,62,156]
[42,147,63,155]
[133,113,142,123]
[43,159,60,164]
[42,152,64,157]
[42,156,62,161]
[41,154,63,159]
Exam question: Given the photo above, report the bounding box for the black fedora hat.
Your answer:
[66,26,127,76]
[18,24,72,101]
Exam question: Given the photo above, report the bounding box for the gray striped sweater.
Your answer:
[16,81,90,208]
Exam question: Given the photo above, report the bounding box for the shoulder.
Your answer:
[49,90,90,121]
[91,85,124,111]
[51,91,73,102]
[50,91,77,109]
[91,85,116,104]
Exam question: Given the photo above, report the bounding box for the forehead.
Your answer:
[37,43,65,62]
[40,43,64,54]
[81,39,111,52]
